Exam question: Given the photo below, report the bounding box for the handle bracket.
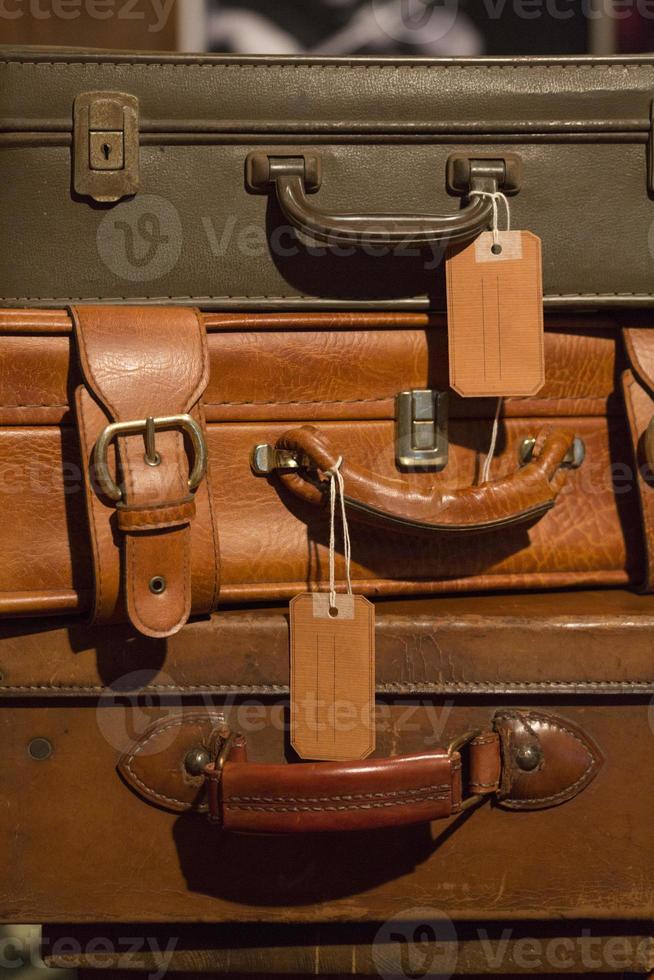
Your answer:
[246,151,322,193]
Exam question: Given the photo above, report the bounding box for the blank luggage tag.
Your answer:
[290,458,375,761]
[446,192,544,398]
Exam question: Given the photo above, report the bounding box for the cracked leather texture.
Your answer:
[0,309,643,617]
[71,306,219,636]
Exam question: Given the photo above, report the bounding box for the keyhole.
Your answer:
[102,143,111,161]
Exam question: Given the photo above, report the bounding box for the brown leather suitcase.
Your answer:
[1,305,653,639]
[2,590,654,976]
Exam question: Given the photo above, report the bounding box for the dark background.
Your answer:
[0,0,649,54]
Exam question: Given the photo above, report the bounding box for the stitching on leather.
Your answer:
[4,59,654,69]
[6,292,654,301]
[2,679,653,693]
[186,308,211,412]
[123,715,215,807]
[0,403,68,409]
[225,792,451,814]
[196,401,221,611]
[71,308,120,421]
[495,710,597,805]
[227,783,450,804]
[76,389,105,620]
[0,394,610,411]
[622,371,654,589]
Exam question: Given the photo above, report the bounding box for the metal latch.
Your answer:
[395,389,448,471]
[73,91,139,203]
[518,435,585,469]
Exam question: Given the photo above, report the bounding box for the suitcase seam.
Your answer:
[2,293,653,300]
[4,60,654,70]
[2,680,652,692]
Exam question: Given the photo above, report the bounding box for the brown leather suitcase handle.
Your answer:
[117,710,603,831]
[247,153,514,247]
[274,425,575,533]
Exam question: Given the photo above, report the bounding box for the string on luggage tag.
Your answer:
[325,457,352,609]
[468,190,511,248]
[480,397,503,485]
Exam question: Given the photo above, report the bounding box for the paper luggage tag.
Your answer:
[446,230,544,398]
[290,593,375,761]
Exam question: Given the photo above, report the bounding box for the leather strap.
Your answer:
[71,306,220,637]
[622,327,654,591]
[203,710,602,832]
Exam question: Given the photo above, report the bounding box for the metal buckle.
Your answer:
[448,728,484,813]
[93,413,208,502]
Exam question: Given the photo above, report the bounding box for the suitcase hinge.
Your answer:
[73,91,140,203]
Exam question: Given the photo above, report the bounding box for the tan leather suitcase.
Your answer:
[1,306,653,639]
[1,590,654,976]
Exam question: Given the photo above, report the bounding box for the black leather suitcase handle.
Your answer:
[247,152,521,247]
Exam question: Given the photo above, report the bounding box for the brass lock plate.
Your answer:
[395,389,448,471]
[73,91,139,203]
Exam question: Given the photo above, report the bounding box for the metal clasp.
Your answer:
[395,389,448,471]
[518,435,585,470]
[250,444,311,476]
[93,413,207,502]
[73,91,139,203]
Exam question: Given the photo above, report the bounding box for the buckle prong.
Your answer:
[93,413,207,502]
[143,416,161,467]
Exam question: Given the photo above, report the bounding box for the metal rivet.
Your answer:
[28,738,53,761]
[515,744,541,772]
[184,746,211,776]
[149,576,167,595]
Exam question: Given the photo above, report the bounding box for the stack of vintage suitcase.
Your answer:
[2,46,654,977]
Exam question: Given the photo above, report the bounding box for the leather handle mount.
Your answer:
[118,709,603,833]
[246,151,523,248]
[269,425,576,534]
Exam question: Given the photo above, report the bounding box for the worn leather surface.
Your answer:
[0,309,643,618]
[40,921,654,976]
[278,424,574,531]
[0,699,645,923]
[3,590,654,697]
[71,306,219,636]
[2,50,654,307]
[117,709,600,831]
[621,326,654,591]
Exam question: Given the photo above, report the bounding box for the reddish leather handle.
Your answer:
[118,710,603,830]
[205,740,485,834]
[276,425,575,533]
